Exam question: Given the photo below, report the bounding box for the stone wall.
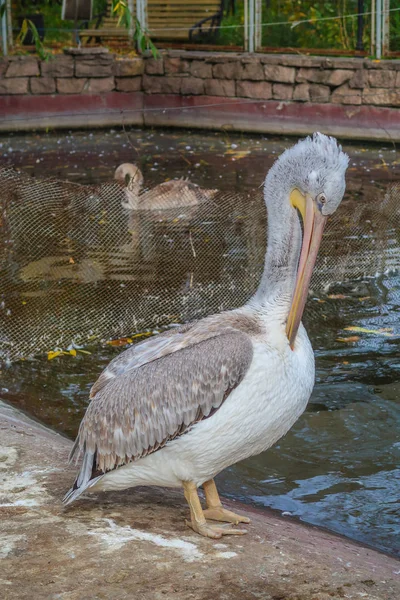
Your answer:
[143,51,400,108]
[0,48,400,138]
[1,48,400,108]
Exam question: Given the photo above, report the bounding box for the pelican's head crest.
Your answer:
[272,132,349,216]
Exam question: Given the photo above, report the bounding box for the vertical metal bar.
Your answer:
[371,0,375,55]
[356,0,364,51]
[255,0,262,51]
[244,0,249,52]
[382,0,390,56]
[249,0,255,53]
[1,0,7,56]
[376,0,382,59]
[6,0,12,48]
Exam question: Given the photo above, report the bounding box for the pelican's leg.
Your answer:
[183,481,246,539]
[202,479,250,525]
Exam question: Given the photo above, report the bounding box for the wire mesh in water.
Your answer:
[0,166,399,361]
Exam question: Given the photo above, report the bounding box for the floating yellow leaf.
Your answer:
[344,326,393,337]
[130,331,153,340]
[78,349,92,355]
[336,336,360,343]
[358,296,370,302]
[47,350,62,360]
[107,337,133,346]
[225,150,250,160]
[69,349,77,357]
[328,294,348,300]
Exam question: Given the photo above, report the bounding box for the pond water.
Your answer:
[0,128,399,556]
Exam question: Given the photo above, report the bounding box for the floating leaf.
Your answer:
[225,149,250,160]
[336,336,360,343]
[69,348,77,357]
[47,350,62,360]
[328,294,349,300]
[107,337,133,346]
[344,326,393,337]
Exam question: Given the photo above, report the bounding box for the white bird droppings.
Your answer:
[88,518,203,562]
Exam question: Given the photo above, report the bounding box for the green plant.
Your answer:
[112,0,159,57]
[17,17,52,60]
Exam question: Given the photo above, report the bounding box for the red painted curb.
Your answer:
[0,91,399,141]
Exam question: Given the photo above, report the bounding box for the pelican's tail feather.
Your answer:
[63,447,102,505]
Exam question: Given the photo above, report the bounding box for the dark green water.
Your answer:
[0,128,399,556]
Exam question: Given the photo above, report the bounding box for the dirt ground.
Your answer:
[0,400,399,600]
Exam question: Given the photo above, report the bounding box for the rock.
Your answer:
[1,400,399,600]
[396,72,400,88]
[30,77,56,94]
[349,69,367,89]
[332,83,362,105]
[212,62,241,79]
[85,77,115,93]
[5,57,39,78]
[115,77,142,92]
[75,54,113,78]
[273,83,293,100]
[0,58,8,77]
[56,78,88,94]
[143,75,181,94]
[309,84,331,103]
[181,77,205,95]
[363,88,400,106]
[204,78,235,96]
[326,69,354,87]
[41,56,74,78]
[368,70,396,88]
[239,61,264,81]
[236,80,272,99]
[114,59,144,77]
[296,68,327,84]
[264,65,295,84]
[164,56,189,75]
[190,60,212,79]
[0,78,29,94]
[64,47,110,55]
[145,58,164,75]
[293,83,310,101]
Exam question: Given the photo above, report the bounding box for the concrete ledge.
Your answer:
[0,92,144,131]
[0,91,399,141]
[1,400,399,600]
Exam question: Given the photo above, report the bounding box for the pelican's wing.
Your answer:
[89,322,199,398]
[64,329,253,503]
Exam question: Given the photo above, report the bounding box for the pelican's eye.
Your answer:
[316,193,326,210]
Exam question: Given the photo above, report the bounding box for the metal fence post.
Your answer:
[376,0,382,59]
[244,0,256,53]
[255,0,262,51]
[356,0,364,51]
[1,0,7,56]
[382,0,390,56]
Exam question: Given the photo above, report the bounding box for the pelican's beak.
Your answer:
[286,189,327,349]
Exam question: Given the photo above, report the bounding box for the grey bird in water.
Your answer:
[114,163,218,210]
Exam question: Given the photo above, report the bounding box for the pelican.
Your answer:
[114,163,218,210]
[64,134,348,539]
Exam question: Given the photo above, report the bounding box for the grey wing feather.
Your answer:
[69,331,253,489]
[89,323,195,398]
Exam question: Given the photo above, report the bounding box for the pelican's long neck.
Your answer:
[250,174,302,314]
